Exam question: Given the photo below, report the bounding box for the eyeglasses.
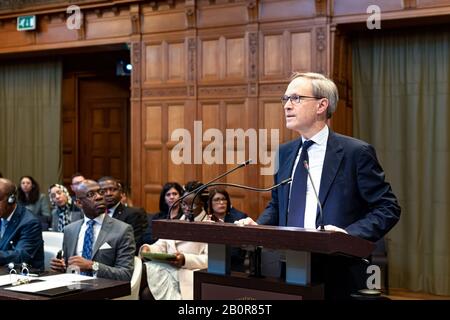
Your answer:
[212,198,227,203]
[79,189,105,200]
[281,94,323,106]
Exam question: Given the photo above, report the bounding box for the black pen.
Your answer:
[9,241,15,250]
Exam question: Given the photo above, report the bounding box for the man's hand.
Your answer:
[234,217,258,226]
[50,257,66,273]
[68,256,94,271]
[319,225,348,234]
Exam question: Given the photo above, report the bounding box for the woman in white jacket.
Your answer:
[139,192,210,300]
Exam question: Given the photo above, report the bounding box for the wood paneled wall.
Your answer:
[1,0,450,217]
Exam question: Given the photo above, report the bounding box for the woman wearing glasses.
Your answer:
[208,188,248,272]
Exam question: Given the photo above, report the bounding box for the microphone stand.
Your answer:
[189,178,292,278]
[303,160,325,231]
[168,159,252,221]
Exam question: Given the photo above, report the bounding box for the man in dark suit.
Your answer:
[238,72,401,298]
[51,179,135,281]
[98,176,148,254]
[0,178,44,271]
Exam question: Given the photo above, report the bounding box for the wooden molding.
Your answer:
[246,0,257,22]
[315,0,328,16]
[142,87,188,97]
[94,9,102,18]
[248,32,258,81]
[403,0,417,9]
[198,85,247,97]
[185,1,196,28]
[132,42,141,91]
[259,83,288,96]
[130,4,140,34]
[187,37,196,82]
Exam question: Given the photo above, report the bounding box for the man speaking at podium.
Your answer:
[238,72,401,299]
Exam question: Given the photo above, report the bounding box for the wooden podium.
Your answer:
[152,220,375,300]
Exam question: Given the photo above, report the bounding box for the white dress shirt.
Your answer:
[76,213,105,257]
[289,125,329,229]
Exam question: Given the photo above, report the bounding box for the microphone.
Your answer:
[167,159,253,221]
[303,160,325,231]
[189,178,292,220]
[199,178,292,193]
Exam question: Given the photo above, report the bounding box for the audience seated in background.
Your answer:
[50,179,135,281]
[208,188,248,272]
[98,176,148,255]
[48,184,84,232]
[0,178,44,271]
[139,192,209,300]
[17,175,51,231]
[69,173,85,212]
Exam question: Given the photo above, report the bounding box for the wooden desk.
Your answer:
[0,277,130,300]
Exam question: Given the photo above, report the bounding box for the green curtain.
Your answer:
[0,59,62,192]
[353,29,450,295]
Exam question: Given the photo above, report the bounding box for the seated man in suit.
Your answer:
[50,179,135,281]
[98,176,148,254]
[0,178,44,271]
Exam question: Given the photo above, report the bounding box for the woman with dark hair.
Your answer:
[17,175,51,230]
[208,188,248,272]
[155,182,185,220]
[143,182,185,246]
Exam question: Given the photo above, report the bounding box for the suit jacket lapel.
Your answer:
[68,220,83,257]
[0,206,22,248]
[92,215,112,257]
[279,139,302,224]
[112,203,124,219]
[319,131,344,208]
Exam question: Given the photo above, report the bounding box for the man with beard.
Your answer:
[50,180,135,281]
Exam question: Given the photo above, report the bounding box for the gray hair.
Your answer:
[290,72,339,119]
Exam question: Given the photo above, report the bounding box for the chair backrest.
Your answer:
[115,256,143,300]
[42,231,64,270]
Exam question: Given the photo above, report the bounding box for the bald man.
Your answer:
[0,178,44,270]
[51,180,135,281]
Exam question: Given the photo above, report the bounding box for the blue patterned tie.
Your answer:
[287,140,315,227]
[82,220,95,260]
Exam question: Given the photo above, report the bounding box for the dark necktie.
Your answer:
[287,140,315,227]
[82,220,95,260]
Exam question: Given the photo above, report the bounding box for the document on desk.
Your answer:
[0,274,38,287]
[39,273,93,282]
[4,274,93,293]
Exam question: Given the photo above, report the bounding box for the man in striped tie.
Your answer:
[50,179,135,281]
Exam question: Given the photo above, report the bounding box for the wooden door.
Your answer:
[79,77,130,185]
